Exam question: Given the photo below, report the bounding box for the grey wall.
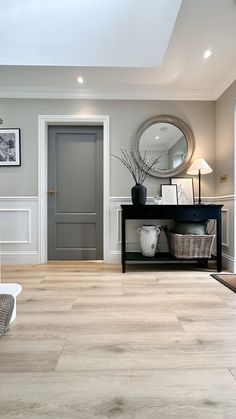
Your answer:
[215,81,236,268]
[0,98,216,197]
[216,81,236,196]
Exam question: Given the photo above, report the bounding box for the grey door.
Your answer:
[48,125,103,260]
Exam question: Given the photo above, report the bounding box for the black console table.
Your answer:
[121,204,223,273]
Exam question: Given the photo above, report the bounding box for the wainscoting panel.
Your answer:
[0,209,30,243]
[0,197,38,265]
[0,195,235,269]
[214,196,235,272]
[221,209,229,248]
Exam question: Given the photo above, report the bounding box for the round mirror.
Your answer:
[133,115,195,178]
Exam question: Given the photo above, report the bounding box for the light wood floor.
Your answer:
[1,262,236,419]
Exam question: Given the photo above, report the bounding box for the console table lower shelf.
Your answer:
[121,204,223,273]
[124,251,217,271]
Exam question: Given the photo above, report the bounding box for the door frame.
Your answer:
[38,114,109,263]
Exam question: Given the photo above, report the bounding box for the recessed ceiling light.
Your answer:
[155,136,159,140]
[77,76,84,84]
[203,50,212,59]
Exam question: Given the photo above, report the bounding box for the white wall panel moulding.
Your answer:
[110,195,236,202]
[0,209,31,244]
[222,209,229,248]
[0,196,38,201]
[0,196,38,265]
[110,197,156,203]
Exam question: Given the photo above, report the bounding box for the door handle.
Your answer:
[48,190,58,195]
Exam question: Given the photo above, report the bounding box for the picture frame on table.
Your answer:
[160,184,178,205]
[0,128,21,167]
[170,177,194,205]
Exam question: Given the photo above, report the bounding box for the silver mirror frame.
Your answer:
[132,115,195,178]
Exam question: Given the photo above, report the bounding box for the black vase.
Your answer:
[131,183,147,205]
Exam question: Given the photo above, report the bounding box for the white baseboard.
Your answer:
[0,251,39,265]
[108,251,121,264]
[109,250,235,272]
[222,252,236,273]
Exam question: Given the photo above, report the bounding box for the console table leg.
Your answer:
[121,215,126,273]
[217,259,222,273]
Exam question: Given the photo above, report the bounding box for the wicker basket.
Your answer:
[168,233,215,259]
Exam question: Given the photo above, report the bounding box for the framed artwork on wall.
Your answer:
[160,184,178,205]
[0,128,21,167]
[170,177,194,205]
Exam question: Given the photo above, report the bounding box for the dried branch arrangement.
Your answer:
[112,148,163,184]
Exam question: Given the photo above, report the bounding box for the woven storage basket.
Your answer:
[168,233,215,259]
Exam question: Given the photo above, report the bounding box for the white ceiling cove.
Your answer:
[0,0,182,67]
[0,0,236,100]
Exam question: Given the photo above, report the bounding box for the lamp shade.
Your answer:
[187,158,212,175]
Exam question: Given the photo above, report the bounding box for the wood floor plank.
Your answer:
[17,297,75,312]
[0,334,65,372]
[0,370,235,419]
[9,311,182,336]
[176,308,236,333]
[122,284,225,295]
[72,293,225,313]
[56,332,236,371]
[33,282,123,295]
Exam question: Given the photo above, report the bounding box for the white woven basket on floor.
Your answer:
[168,233,215,259]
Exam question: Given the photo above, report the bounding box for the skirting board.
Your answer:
[0,251,39,265]
[109,251,235,272]
[2,250,234,270]
[222,253,236,273]
[108,251,121,265]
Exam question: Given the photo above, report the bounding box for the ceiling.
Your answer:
[1,0,182,67]
[0,0,236,100]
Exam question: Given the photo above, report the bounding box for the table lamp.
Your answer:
[187,158,212,204]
